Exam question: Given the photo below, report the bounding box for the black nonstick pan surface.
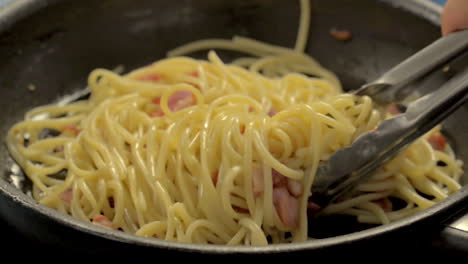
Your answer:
[0,0,468,259]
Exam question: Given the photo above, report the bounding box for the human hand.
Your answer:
[441,0,468,36]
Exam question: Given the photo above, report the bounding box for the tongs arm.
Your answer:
[355,30,468,104]
[311,30,468,208]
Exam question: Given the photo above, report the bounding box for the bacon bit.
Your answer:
[153,234,159,239]
[168,91,196,112]
[252,166,264,197]
[62,125,80,137]
[188,71,199,77]
[212,170,219,186]
[137,74,162,82]
[272,169,288,188]
[59,189,73,202]
[268,108,277,117]
[240,124,246,134]
[428,133,447,151]
[374,198,393,212]
[273,187,300,230]
[330,28,353,41]
[92,214,113,229]
[150,110,165,118]
[152,97,161,105]
[287,179,303,198]
[386,104,401,116]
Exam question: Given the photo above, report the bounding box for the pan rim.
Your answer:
[0,0,461,254]
[2,175,468,254]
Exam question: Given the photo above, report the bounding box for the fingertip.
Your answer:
[441,0,454,36]
[441,0,468,36]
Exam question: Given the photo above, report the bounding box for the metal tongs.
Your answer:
[310,30,468,209]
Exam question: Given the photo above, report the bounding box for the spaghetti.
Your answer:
[6,0,463,245]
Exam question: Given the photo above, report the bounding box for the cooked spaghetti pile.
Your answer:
[7,0,462,245]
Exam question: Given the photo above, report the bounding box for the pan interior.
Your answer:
[0,0,466,243]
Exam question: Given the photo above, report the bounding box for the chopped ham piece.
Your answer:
[272,169,303,197]
[188,71,199,77]
[59,189,73,202]
[273,187,300,230]
[270,169,303,229]
[268,107,277,117]
[150,110,164,118]
[149,91,195,117]
[272,169,288,188]
[137,74,162,82]
[149,97,163,117]
[249,167,303,229]
[428,133,447,151]
[330,28,352,41]
[168,91,195,112]
[374,198,393,212]
[92,214,113,229]
[62,125,80,137]
[252,166,264,197]
[386,104,401,116]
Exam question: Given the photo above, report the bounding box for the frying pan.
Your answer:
[0,0,467,258]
